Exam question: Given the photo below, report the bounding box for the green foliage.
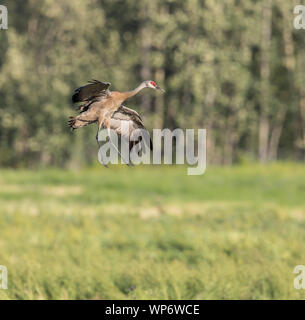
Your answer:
[0,0,304,167]
[0,164,305,299]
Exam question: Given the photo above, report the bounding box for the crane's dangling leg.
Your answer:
[106,128,133,166]
[96,127,108,168]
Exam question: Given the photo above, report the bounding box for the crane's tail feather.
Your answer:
[149,138,153,151]
[68,116,92,131]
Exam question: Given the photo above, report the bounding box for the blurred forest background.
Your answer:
[0,0,304,168]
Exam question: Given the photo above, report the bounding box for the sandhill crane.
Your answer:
[68,80,164,165]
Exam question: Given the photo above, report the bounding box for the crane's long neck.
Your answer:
[121,82,146,100]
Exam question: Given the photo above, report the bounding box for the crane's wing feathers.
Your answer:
[110,105,153,151]
[72,80,111,103]
[112,106,144,126]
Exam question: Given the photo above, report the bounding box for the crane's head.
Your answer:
[145,80,165,93]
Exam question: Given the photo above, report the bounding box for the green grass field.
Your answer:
[1,163,305,299]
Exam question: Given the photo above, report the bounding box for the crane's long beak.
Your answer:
[156,86,165,93]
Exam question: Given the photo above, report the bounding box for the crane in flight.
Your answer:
[68,79,165,166]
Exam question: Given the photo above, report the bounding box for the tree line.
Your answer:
[0,0,304,167]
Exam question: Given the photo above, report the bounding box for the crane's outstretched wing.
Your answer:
[110,105,153,151]
[72,80,111,104]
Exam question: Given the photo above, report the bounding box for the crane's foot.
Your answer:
[99,149,109,168]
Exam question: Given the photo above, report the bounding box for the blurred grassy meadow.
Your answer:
[0,163,305,299]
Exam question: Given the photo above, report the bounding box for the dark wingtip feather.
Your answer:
[68,116,76,130]
[72,92,80,103]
